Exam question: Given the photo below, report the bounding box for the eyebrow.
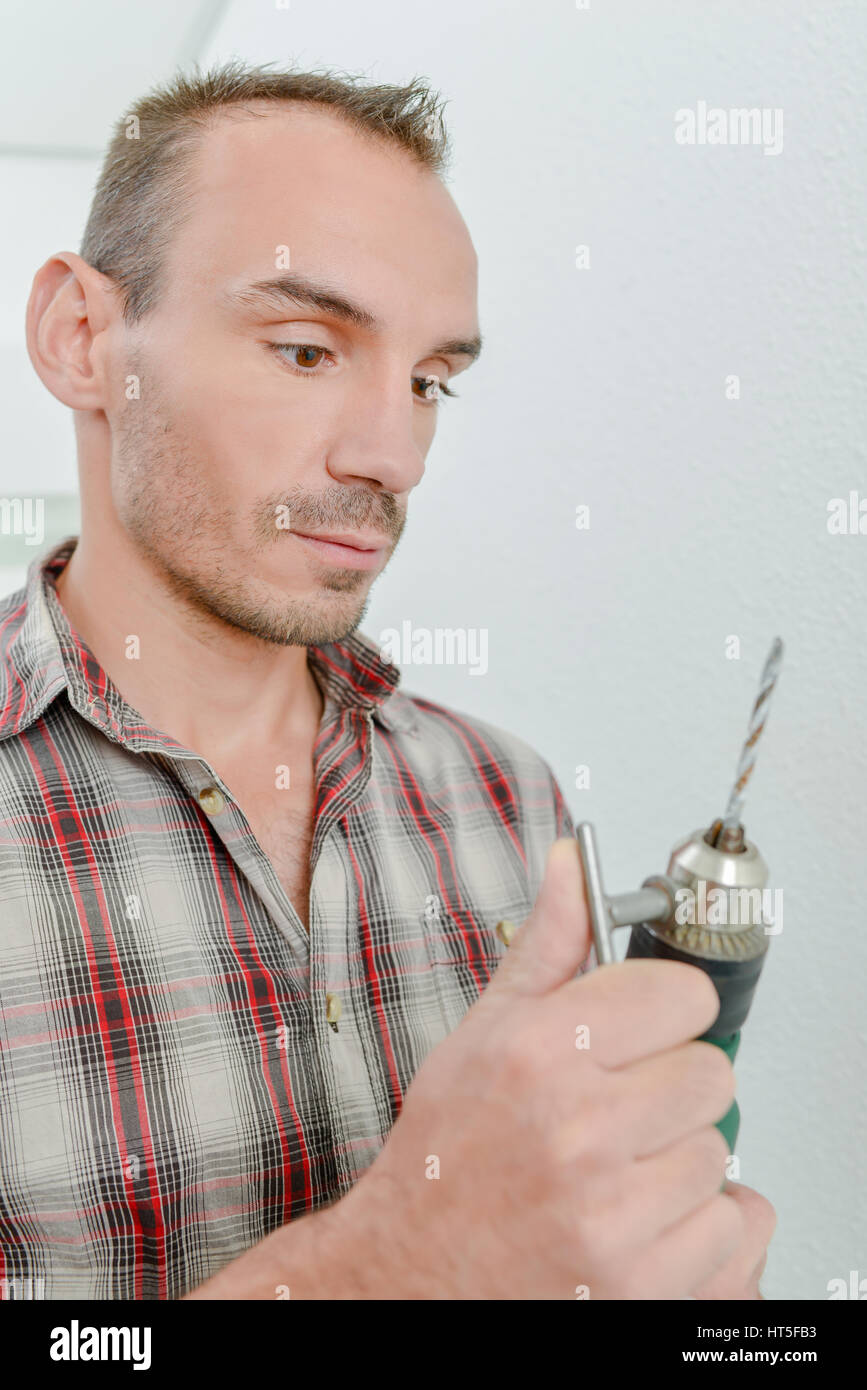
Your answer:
[223,272,483,364]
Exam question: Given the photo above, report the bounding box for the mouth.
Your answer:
[291,530,389,571]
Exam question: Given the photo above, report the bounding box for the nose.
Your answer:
[325,365,427,496]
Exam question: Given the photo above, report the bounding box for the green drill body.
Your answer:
[706,1030,741,1151]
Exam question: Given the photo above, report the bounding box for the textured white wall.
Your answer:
[1,0,864,1300]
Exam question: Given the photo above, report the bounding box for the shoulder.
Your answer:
[398,689,552,769]
[379,687,574,840]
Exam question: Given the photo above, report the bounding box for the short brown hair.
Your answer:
[79,59,451,325]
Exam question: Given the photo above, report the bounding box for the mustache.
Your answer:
[258,487,404,544]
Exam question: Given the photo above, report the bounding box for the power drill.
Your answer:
[575,638,783,1152]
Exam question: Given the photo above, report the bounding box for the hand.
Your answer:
[690,1181,776,1299]
[337,836,748,1299]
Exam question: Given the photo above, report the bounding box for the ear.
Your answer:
[25,251,122,411]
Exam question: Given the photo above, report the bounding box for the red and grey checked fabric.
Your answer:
[0,536,575,1299]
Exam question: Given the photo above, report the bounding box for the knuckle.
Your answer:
[679,966,722,1027]
[739,1186,778,1243]
[688,1040,737,1110]
[692,1123,731,1179]
[758,1194,778,1242]
[571,1167,634,1265]
[691,967,721,1010]
[571,1086,627,1164]
[716,1190,747,1251]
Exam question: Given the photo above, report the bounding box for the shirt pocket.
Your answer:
[420,892,529,1032]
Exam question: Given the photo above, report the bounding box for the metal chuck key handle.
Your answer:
[575,639,784,1152]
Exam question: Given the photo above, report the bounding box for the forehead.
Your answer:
[165,103,478,318]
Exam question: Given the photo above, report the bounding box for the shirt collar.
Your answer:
[0,534,418,747]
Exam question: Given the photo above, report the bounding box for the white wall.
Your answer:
[2,0,865,1301]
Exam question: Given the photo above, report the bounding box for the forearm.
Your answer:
[184,1173,424,1301]
[184,1195,366,1301]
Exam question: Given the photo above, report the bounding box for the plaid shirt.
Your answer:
[0,536,575,1300]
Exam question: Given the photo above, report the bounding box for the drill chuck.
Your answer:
[627,822,770,1038]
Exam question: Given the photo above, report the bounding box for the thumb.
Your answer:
[487,836,592,999]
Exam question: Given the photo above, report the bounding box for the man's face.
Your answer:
[106,103,480,646]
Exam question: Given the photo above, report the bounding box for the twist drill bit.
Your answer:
[719,637,784,844]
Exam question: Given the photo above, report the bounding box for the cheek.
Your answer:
[151,336,335,476]
[176,381,311,473]
[413,408,438,455]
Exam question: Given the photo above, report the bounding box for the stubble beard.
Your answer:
[112,365,401,648]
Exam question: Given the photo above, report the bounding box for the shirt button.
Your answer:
[198,786,226,815]
[496,918,518,947]
[325,992,342,1032]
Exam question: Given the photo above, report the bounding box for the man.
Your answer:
[1,61,774,1299]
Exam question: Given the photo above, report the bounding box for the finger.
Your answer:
[487,838,591,1000]
[569,1125,730,1257]
[627,1191,744,1300]
[624,1042,737,1156]
[554,1042,736,1161]
[550,957,722,1069]
[723,1181,777,1260]
[690,1183,776,1300]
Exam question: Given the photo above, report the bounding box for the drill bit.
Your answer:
[721,636,784,834]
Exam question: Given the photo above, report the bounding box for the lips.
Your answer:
[291,530,388,570]
[293,530,388,551]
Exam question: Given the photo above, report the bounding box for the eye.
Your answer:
[272,343,336,373]
[411,373,458,403]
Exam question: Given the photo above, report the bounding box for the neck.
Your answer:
[53,527,325,763]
